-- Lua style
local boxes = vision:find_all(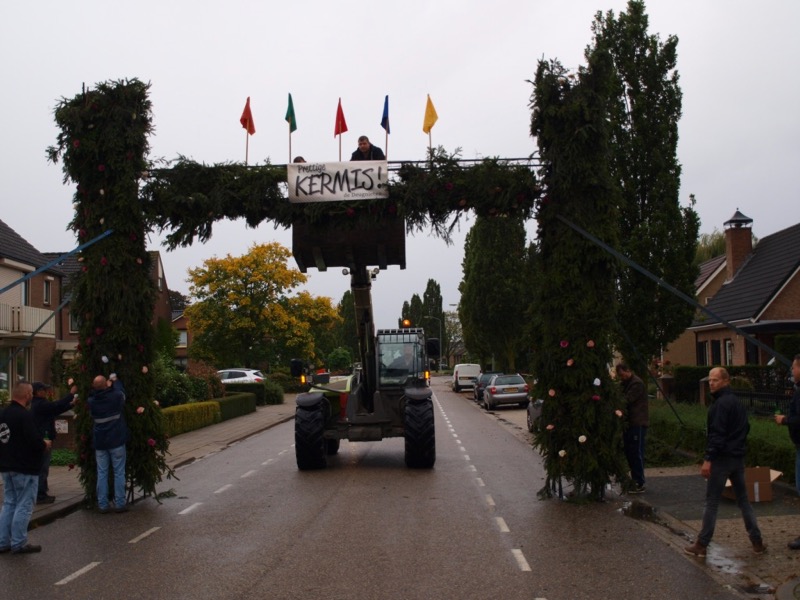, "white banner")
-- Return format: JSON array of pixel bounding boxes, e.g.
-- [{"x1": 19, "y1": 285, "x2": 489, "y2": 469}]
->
[{"x1": 287, "y1": 161, "x2": 389, "y2": 203}]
